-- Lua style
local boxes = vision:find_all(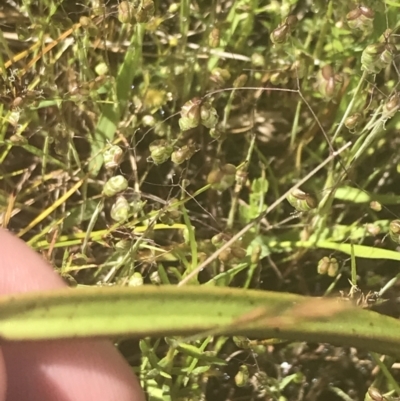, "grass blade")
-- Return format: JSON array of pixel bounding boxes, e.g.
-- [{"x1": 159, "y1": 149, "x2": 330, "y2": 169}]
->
[{"x1": 1, "y1": 286, "x2": 400, "y2": 357}]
